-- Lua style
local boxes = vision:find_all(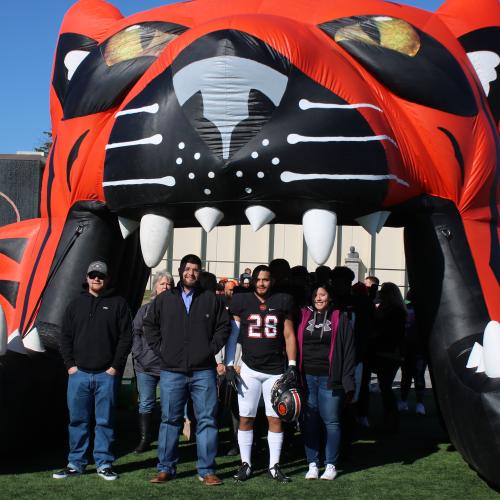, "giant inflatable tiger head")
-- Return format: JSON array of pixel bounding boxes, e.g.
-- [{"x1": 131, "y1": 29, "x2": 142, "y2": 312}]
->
[{"x1": 0, "y1": 0, "x2": 498, "y2": 488}]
